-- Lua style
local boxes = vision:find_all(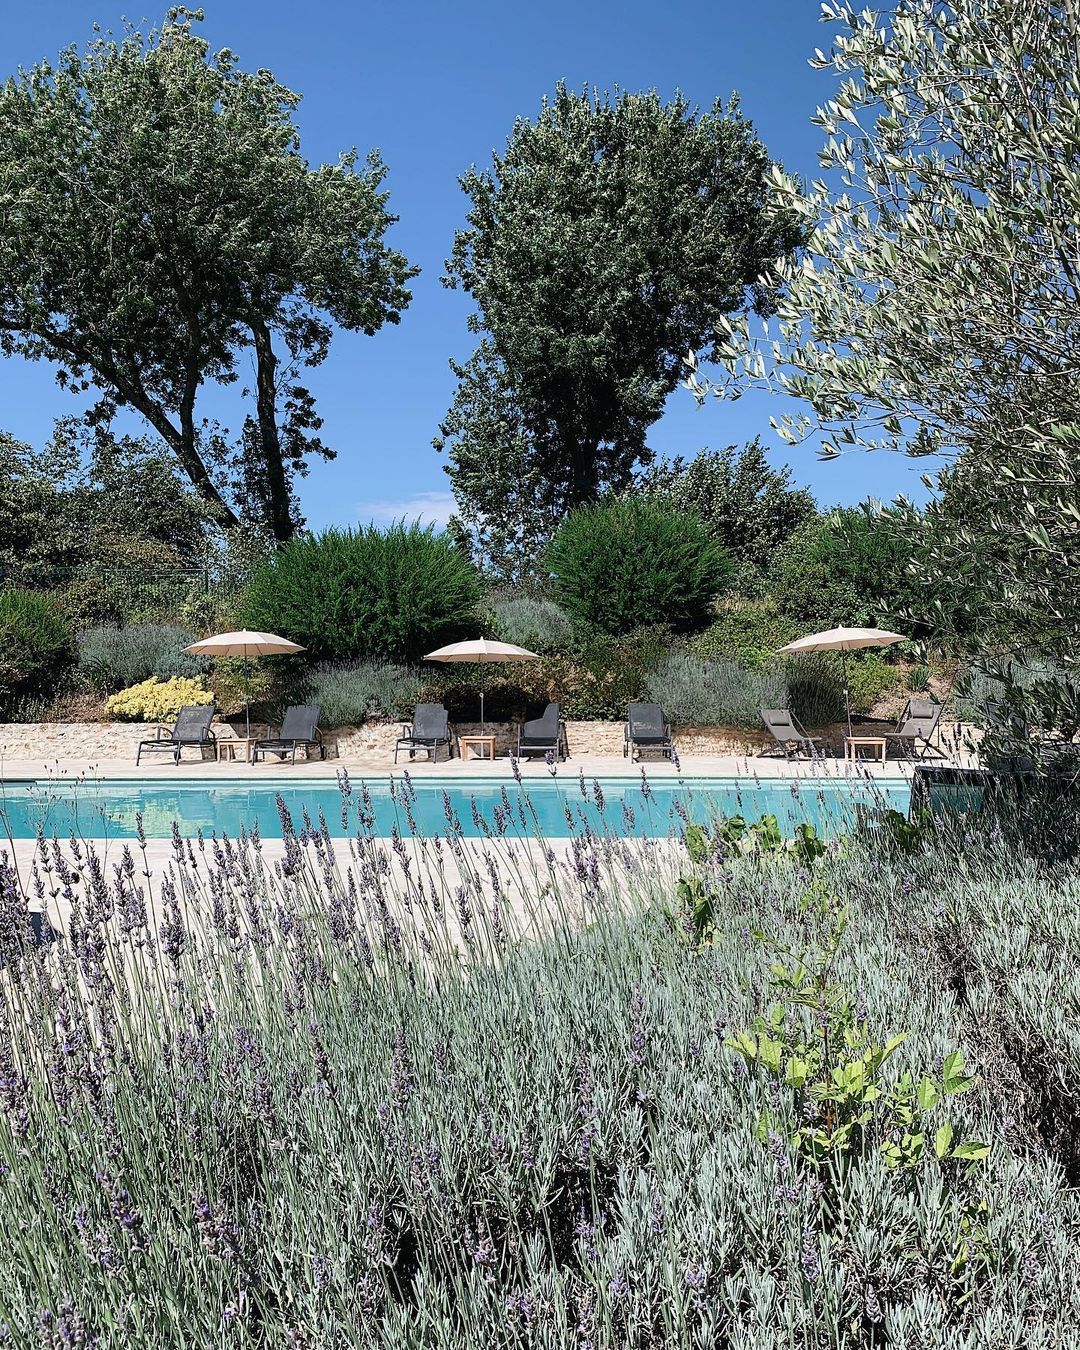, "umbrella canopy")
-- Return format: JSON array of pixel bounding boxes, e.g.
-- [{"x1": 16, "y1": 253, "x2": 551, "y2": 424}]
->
[
  {"x1": 184, "y1": 630, "x2": 306, "y2": 659},
  {"x1": 779, "y1": 627, "x2": 906, "y2": 655},
  {"x1": 424, "y1": 638, "x2": 539, "y2": 664},
  {"x1": 423, "y1": 639, "x2": 539, "y2": 733},
  {"x1": 778, "y1": 627, "x2": 906, "y2": 738},
  {"x1": 184, "y1": 630, "x2": 306, "y2": 737}
]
